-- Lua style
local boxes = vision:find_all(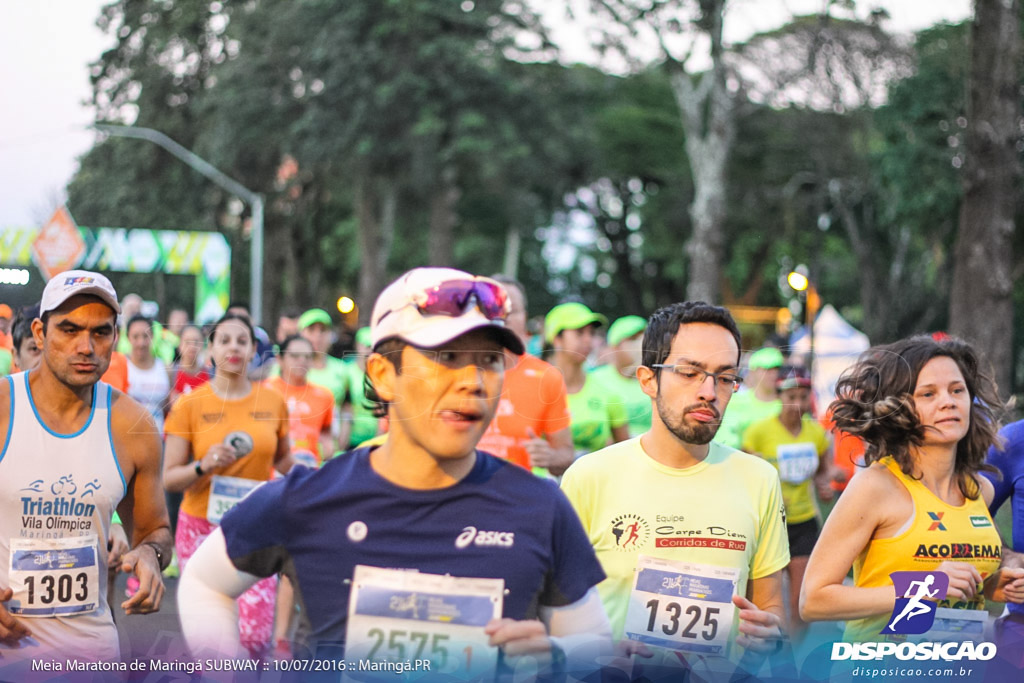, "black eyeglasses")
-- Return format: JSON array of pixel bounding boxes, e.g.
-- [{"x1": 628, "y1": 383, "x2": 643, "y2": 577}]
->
[{"x1": 650, "y1": 364, "x2": 741, "y2": 393}]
